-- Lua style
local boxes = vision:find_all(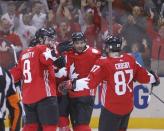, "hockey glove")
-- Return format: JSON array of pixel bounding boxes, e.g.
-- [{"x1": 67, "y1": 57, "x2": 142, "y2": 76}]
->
[
  {"x1": 58, "y1": 80, "x2": 72, "y2": 95},
  {"x1": 57, "y1": 41, "x2": 73, "y2": 54},
  {"x1": 53, "y1": 55, "x2": 65, "y2": 68},
  {"x1": 51, "y1": 49, "x2": 57, "y2": 57},
  {"x1": 72, "y1": 78, "x2": 89, "y2": 91},
  {"x1": 149, "y1": 70, "x2": 160, "y2": 86}
]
